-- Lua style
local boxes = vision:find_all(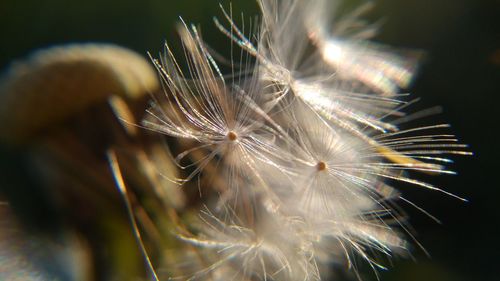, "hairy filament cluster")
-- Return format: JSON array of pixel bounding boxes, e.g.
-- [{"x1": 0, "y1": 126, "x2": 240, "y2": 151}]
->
[{"x1": 143, "y1": 0, "x2": 469, "y2": 280}]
